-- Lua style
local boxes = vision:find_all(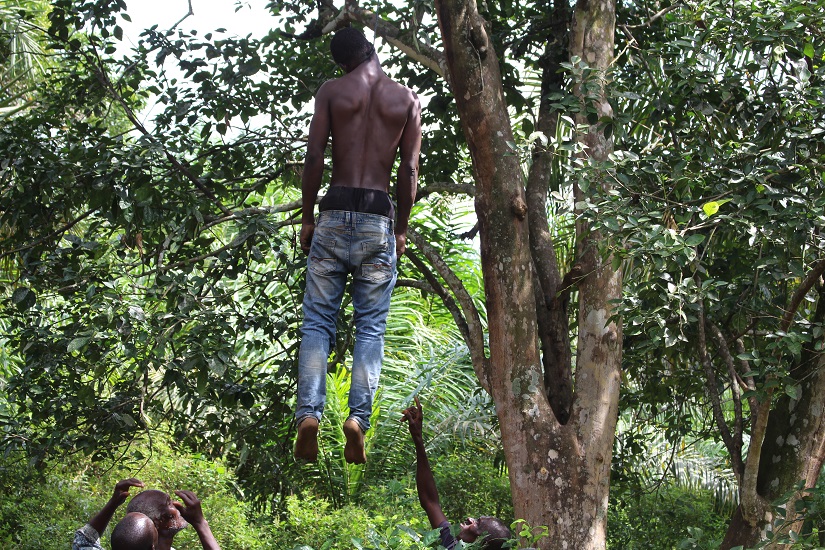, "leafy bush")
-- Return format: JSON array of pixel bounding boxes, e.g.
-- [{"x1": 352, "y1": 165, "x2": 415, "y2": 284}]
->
[
  {"x1": 0, "y1": 461, "x2": 87, "y2": 550},
  {"x1": 607, "y1": 483, "x2": 729, "y2": 549},
  {"x1": 431, "y1": 450, "x2": 513, "y2": 525},
  {"x1": 0, "y1": 439, "x2": 277, "y2": 550}
]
